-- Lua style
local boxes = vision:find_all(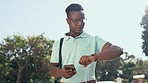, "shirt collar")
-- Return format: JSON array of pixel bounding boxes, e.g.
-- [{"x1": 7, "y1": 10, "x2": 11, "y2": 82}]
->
[{"x1": 64, "y1": 32, "x2": 89, "y2": 41}]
